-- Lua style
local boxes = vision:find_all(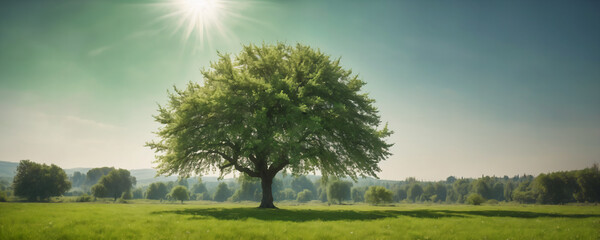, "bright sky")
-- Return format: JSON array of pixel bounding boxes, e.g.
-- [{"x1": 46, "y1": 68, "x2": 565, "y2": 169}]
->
[{"x1": 1, "y1": 0, "x2": 599, "y2": 181}]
